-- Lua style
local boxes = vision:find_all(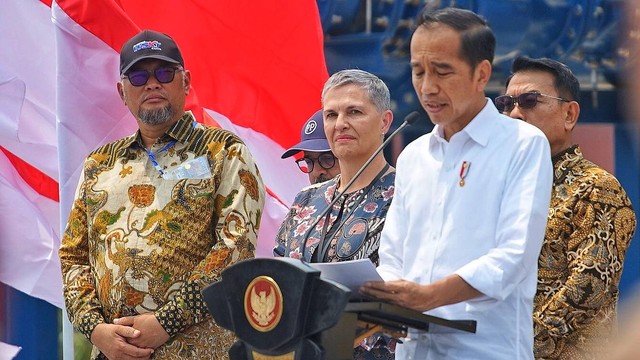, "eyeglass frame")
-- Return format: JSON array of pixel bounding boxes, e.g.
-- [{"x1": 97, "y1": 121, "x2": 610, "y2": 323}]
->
[
  {"x1": 122, "y1": 66, "x2": 184, "y2": 87},
  {"x1": 494, "y1": 91, "x2": 570, "y2": 113},
  {"x1": 295, "y1": 153, "x2": 336, "y2": 173}
]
